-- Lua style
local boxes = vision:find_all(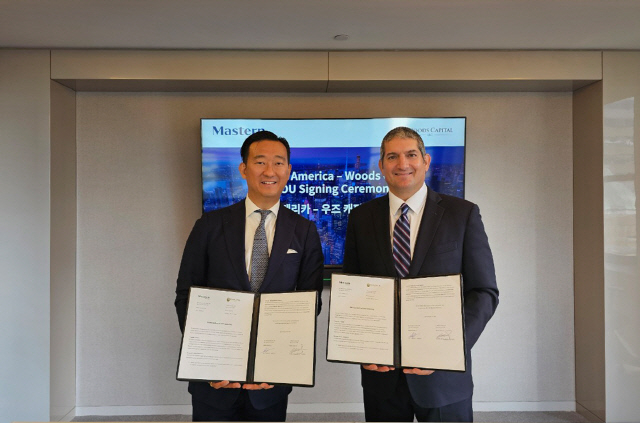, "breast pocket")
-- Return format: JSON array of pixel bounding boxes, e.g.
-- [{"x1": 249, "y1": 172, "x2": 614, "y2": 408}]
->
[
  {"x1": 427, "y1": 241, "x2": 458, "y2": 256},
  {"x1": 280, "y1": 252, "x2": 302, "y2": 288},
  {"x1": 283, "y1": 251, "x2": 301, "y2": 266},
  {"x1": 424, "y1": 241, "x2": 460, "y2": 274}
]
